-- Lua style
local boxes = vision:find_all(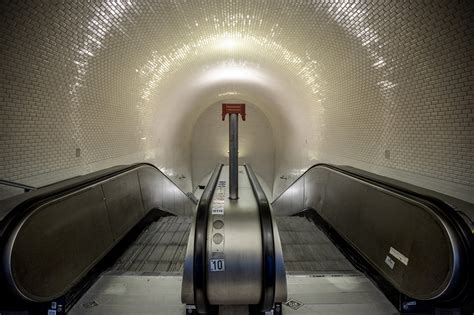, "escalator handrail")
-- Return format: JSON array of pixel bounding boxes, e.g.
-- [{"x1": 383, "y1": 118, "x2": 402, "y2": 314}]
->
[
  {"x1": 0, "y1": 162, "x2": 197, "y2": 303},
  {"x1": 0, "y1": 163, "x2": 197, "y2": 246},
  {"x1": 245, "y1": 164, "x2": 276, "y2": 312},
  {"x1": 0, "y1": 180, "x2": 36, "y2": 193},
  {"x1": 272, "y1": 163, "x2": 472, "y2": 214},
  {"x1": 1, "y1": 163, "x2": 197, "y2": 220},
  {"x1": 193, "y1": 163, "x2": 223, "y2": 313},
  {"x1": 4, "y1": 162, "x2": 195, "y2": 209},
  {"x1": 271, "y1": 163, "x2": 474, "y2": 304}
]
